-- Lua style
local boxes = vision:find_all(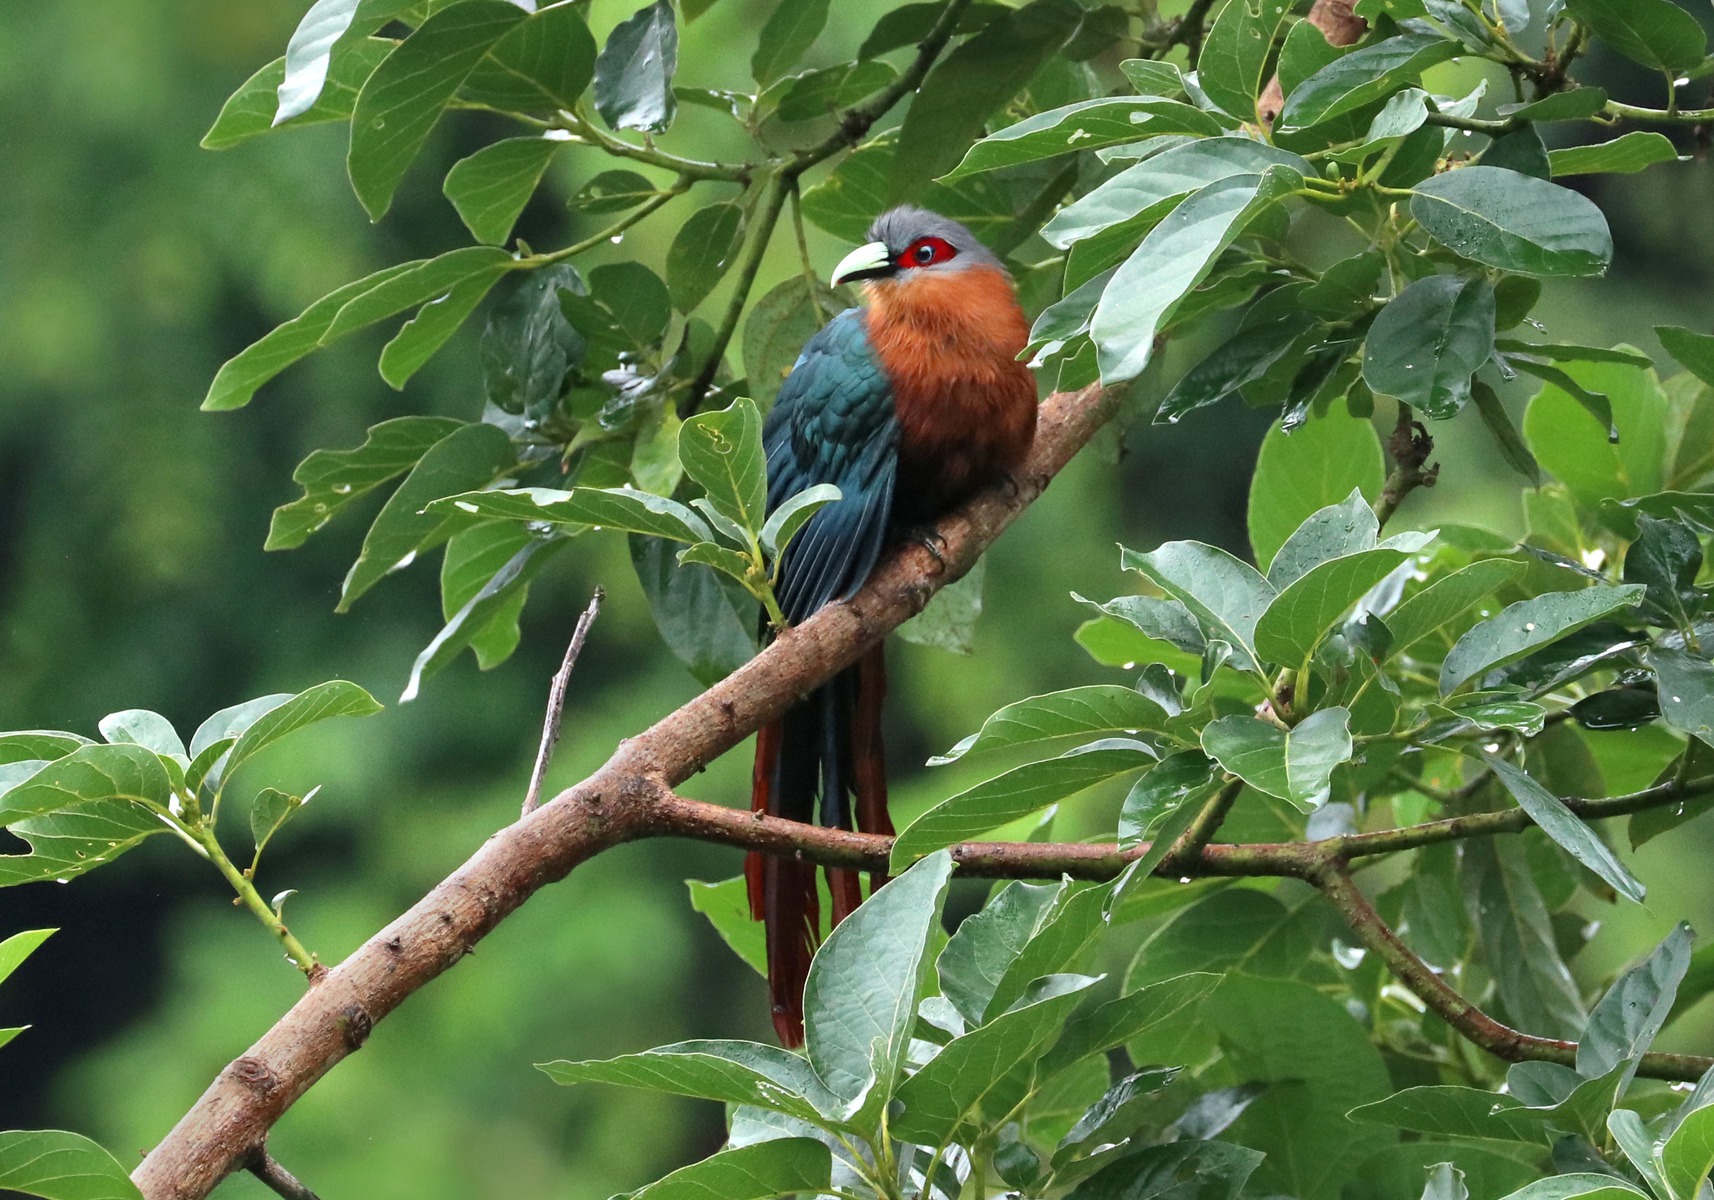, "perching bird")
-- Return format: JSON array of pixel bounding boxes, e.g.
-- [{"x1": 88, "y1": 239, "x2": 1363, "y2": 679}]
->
[{"x1": 746, "y1": 206, "x2": 1038, "y2": 1047}]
